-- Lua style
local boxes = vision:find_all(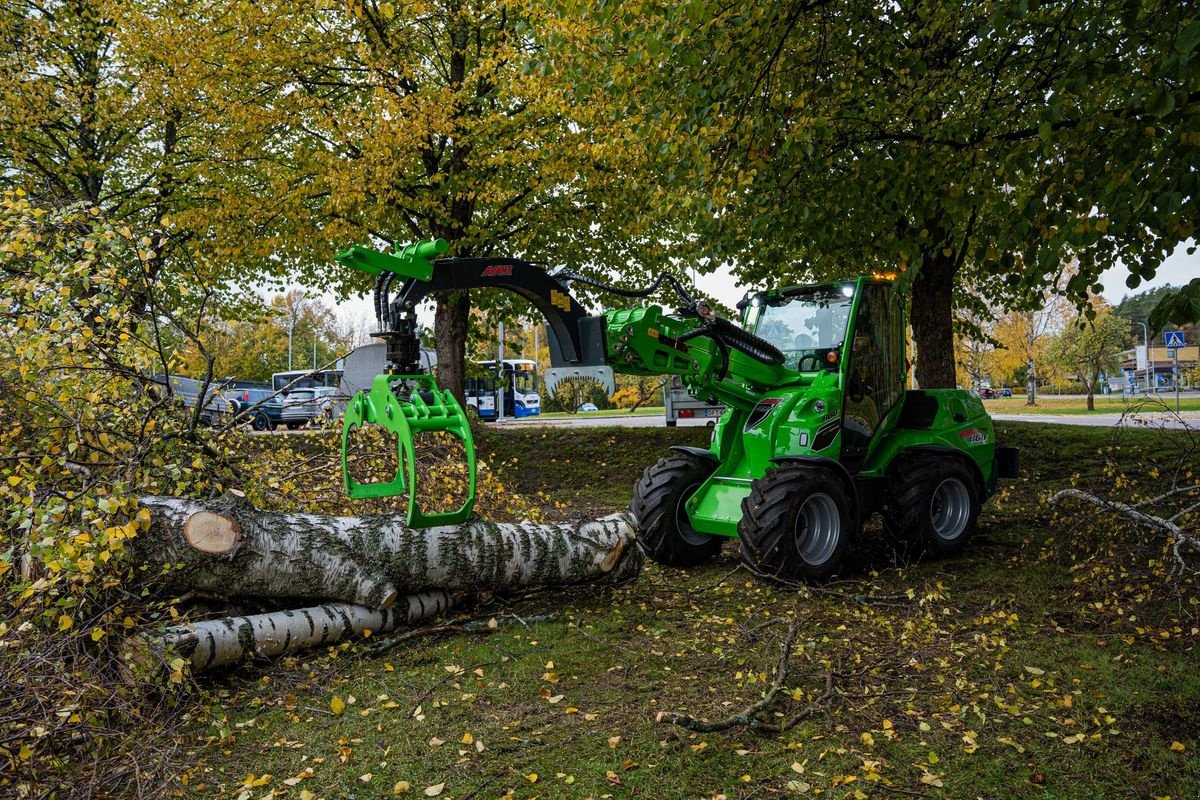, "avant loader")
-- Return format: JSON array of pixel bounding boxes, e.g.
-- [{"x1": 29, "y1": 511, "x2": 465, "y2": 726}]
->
[{"x1": 335, "y1": 239, "x2": 1018, "y2": 581}]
